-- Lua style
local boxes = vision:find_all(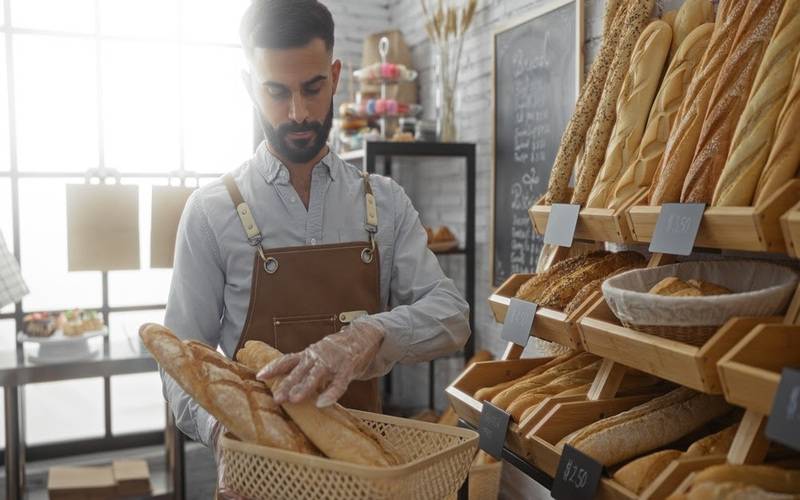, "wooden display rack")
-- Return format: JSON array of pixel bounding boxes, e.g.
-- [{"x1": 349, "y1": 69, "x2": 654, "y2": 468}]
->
[
  {"x1": 625, "y1": 179, "x2": 800, "y2": 252},
  {"x1": 780, "y1": 200, "x2": 800, "y2": 257},
  {"x1": 529, "y1": 188, "x2": 646, "y2": 244}
]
